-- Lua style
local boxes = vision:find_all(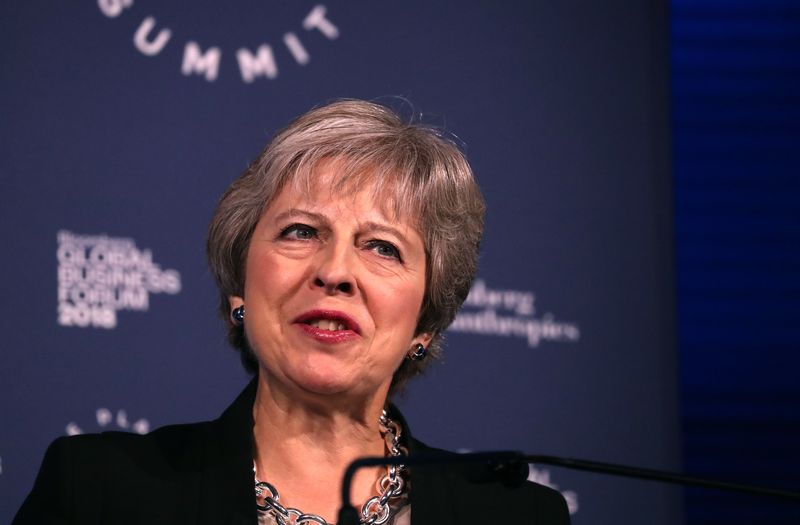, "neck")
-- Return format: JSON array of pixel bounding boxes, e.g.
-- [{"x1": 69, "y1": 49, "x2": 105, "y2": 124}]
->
[{"x1": 252, "y1": 372, "x2": 390, "y2": 523}]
